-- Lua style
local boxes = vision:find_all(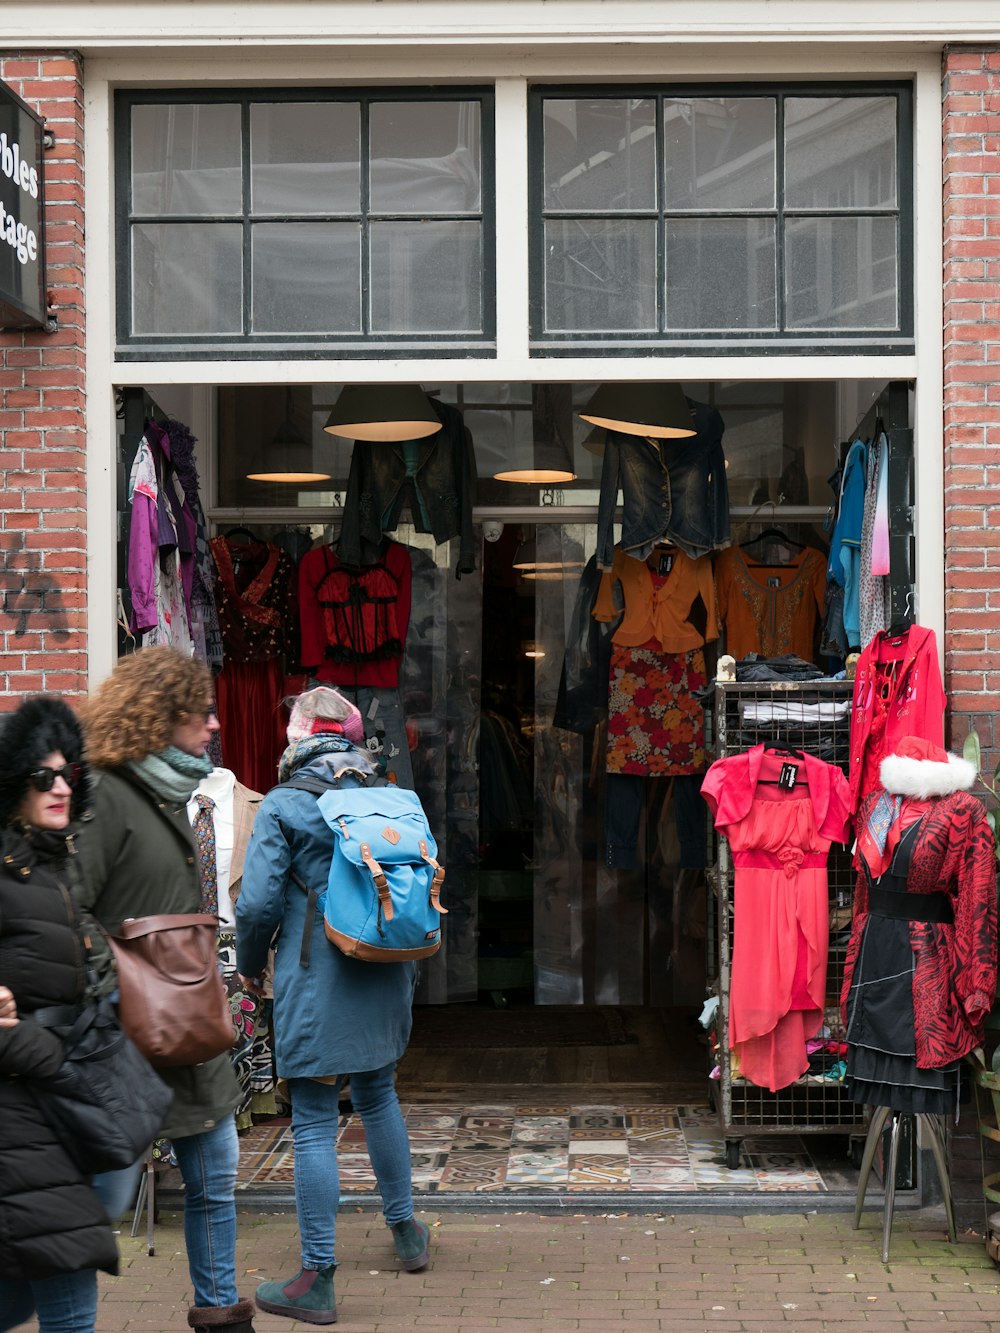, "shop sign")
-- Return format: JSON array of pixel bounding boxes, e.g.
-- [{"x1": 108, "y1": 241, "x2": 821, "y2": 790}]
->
[{"x1": 0, "y1": 80, "x2": 45, "y2": 329}]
